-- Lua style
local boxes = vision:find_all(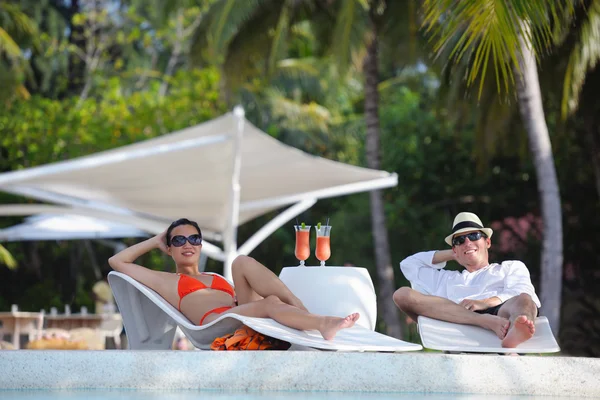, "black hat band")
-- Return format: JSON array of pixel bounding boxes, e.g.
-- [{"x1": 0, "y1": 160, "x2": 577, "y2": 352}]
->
[{"x1": 452, "y1": 221, "x2": 483, "y2": 233}]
